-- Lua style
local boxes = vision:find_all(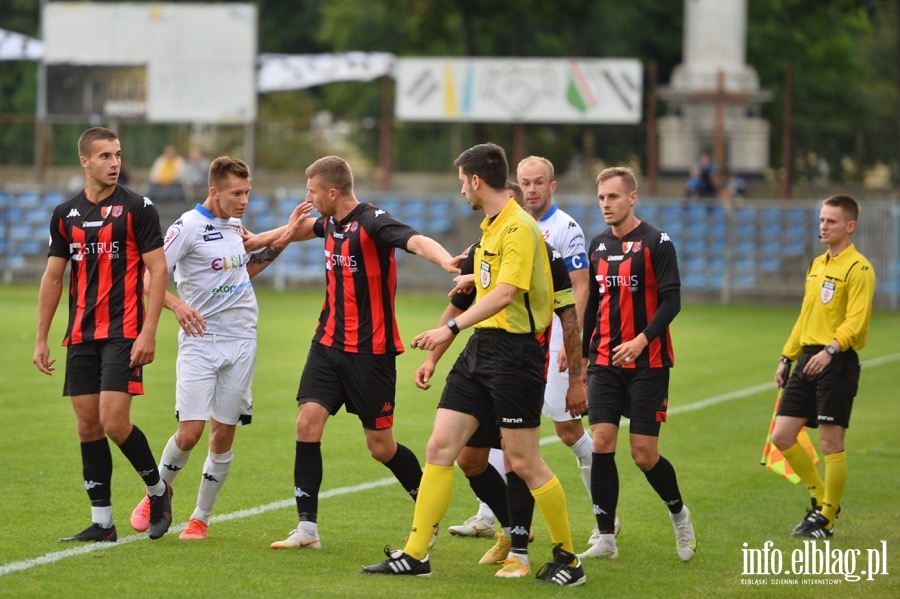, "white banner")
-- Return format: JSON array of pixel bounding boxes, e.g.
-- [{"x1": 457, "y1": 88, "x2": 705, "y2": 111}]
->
[
  {"x1": 0, "y1": 28, "x2": 44, "y2": 61},
  {"x1": 257, "y1": 52, "x2": 395, "y2": 92},
  {"x1": 395, "y1": 57, "x2": 643, "y2": 124}
]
